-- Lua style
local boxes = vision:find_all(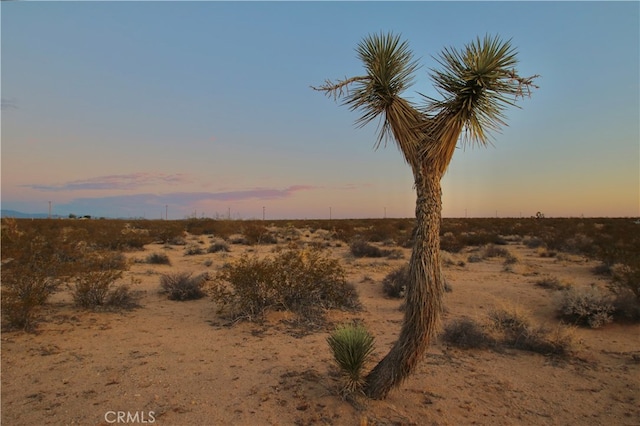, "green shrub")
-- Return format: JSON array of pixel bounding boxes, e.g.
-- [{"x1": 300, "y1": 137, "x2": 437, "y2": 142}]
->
[
  {"x1": 145, "y1": 252, "x2": 171, "y2": 265},
  {"x1": 327, "y1": 322, "x2": 375, "y2": 396},
  {"x1": 557, "y1": 285, "x2": 614, "y2": 328},
  {"x1": 211, "y1": 246, "x2": 359, "y2": 322},
  {"x1": 159, "y1": 272, "x2": 207, "y2": 301}
]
